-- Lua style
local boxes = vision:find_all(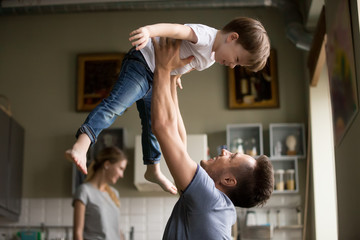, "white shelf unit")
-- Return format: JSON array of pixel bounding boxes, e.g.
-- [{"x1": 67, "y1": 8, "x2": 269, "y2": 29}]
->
[
  {"x1": 226, "y1": 123, "x2": 263, "y2": 157},
  {"x1": 269, "y1": 123, "x2": 306, "y2": 159},
  {"x1": 271, "y1": 157, "x2": 299, "y2": 194}
]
